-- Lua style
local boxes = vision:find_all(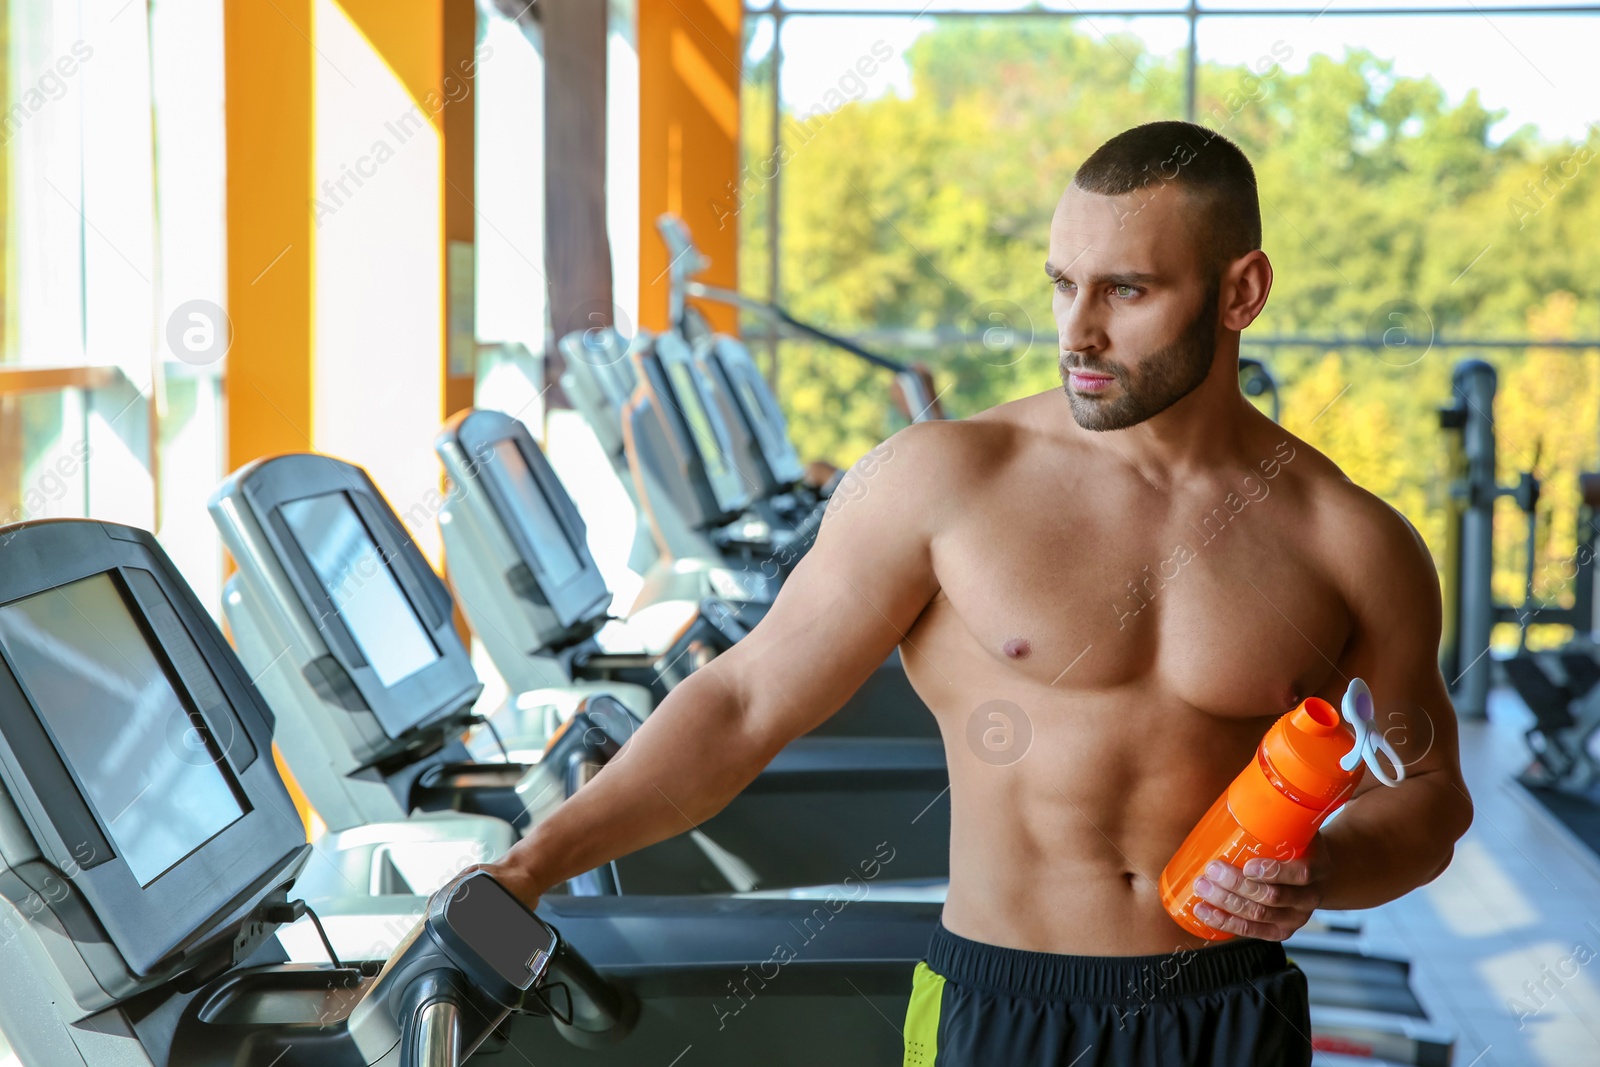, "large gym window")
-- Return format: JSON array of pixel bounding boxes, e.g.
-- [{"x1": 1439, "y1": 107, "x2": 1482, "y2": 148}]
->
[{"x1": 2, "y1": 0, "x2": 226, "y2": 615}]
